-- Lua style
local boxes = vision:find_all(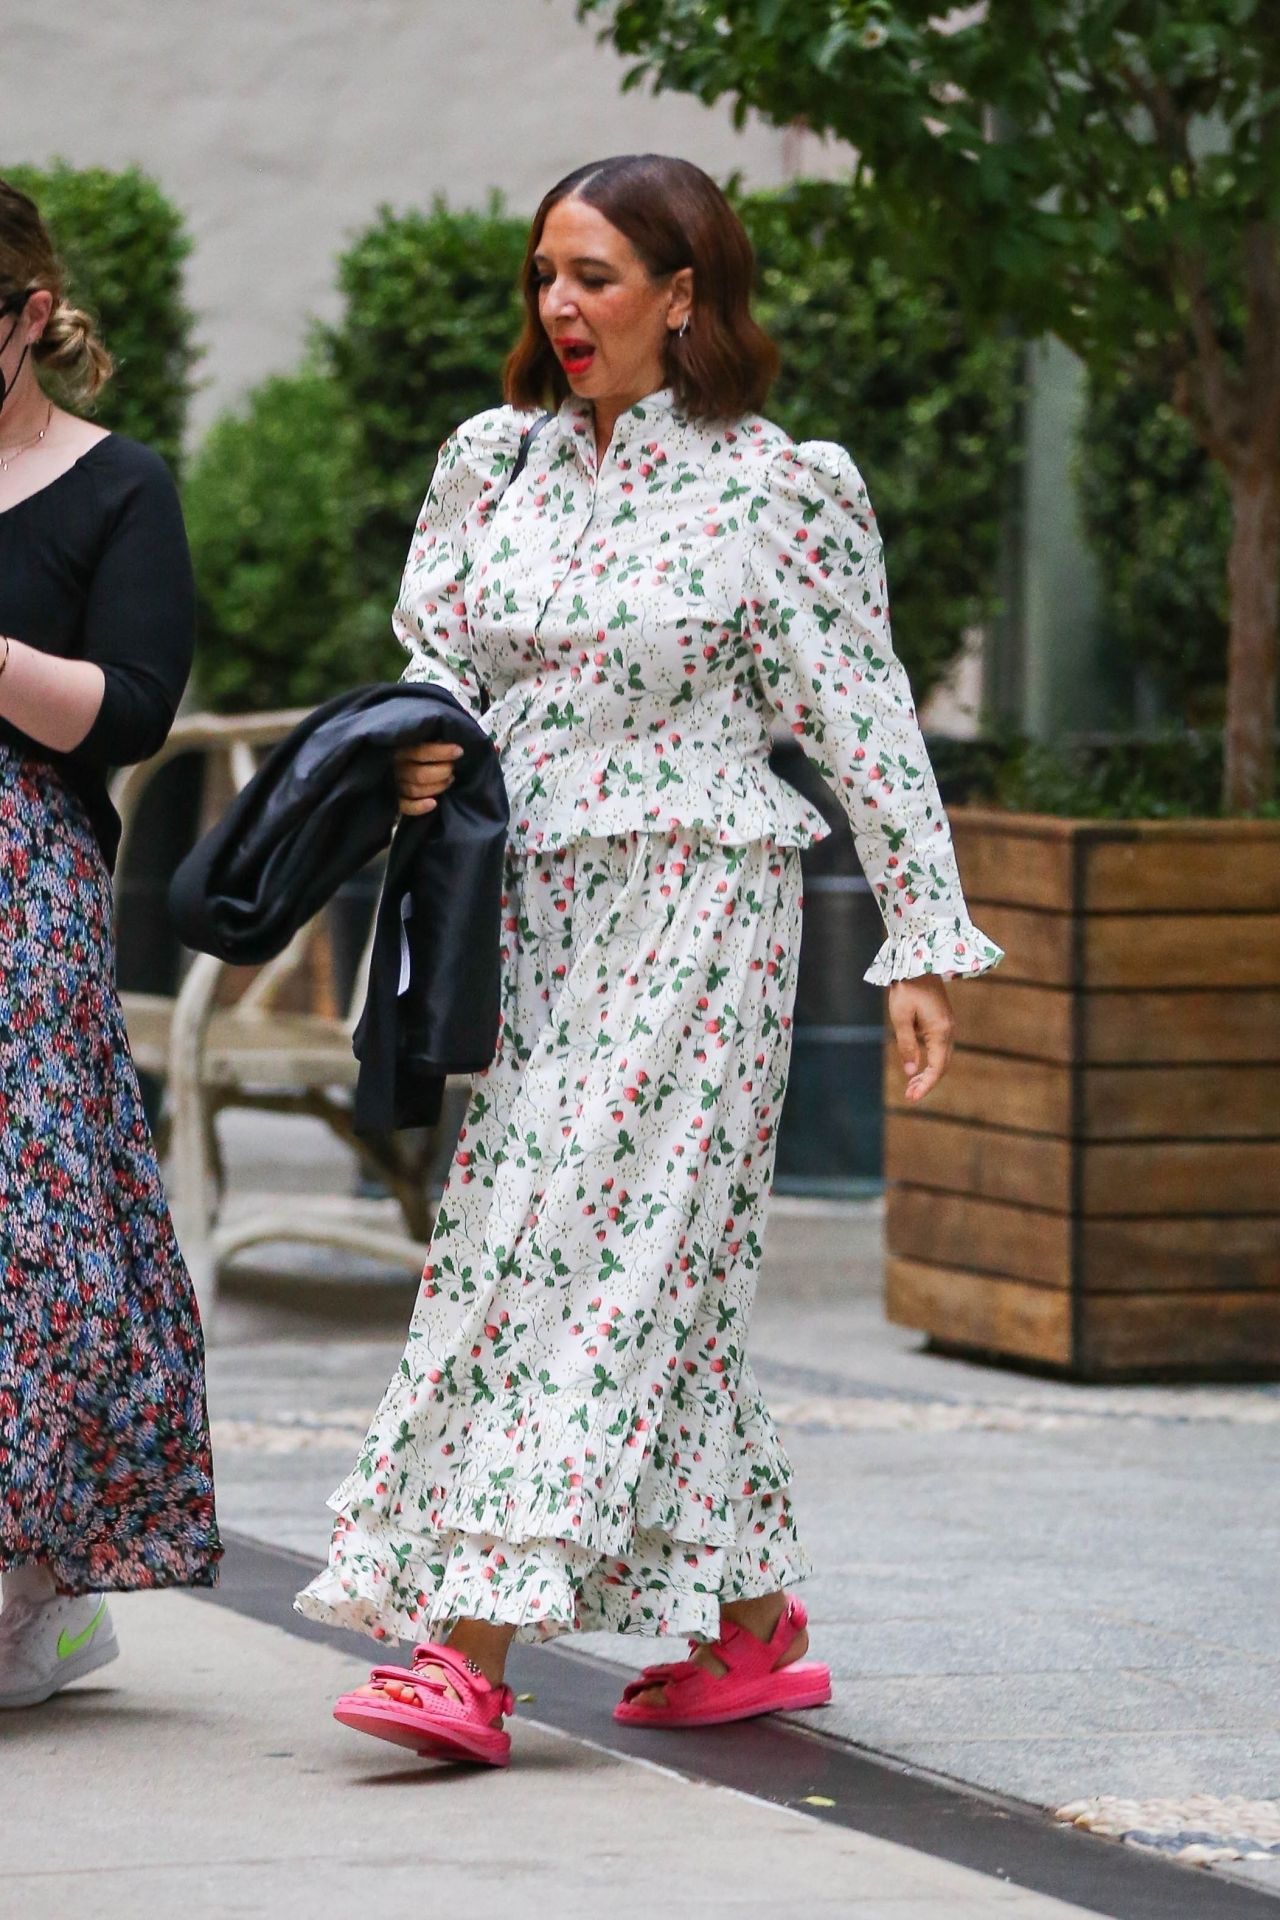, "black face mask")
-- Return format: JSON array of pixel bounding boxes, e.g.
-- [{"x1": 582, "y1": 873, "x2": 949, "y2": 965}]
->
[{"x1": 0, "y1": 297, "x2": 31, "y2": 422}]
